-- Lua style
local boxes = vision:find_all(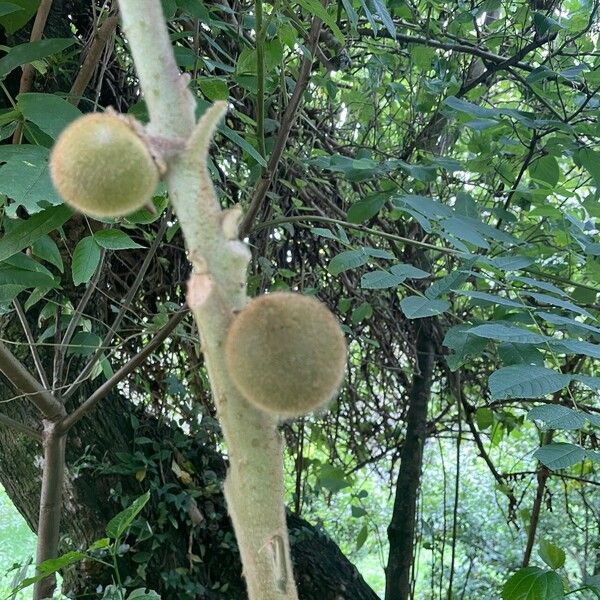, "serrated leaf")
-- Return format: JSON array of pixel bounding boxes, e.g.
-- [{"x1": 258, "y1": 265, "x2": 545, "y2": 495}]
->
[
  {"x1": 527, "y1": 405, "x2": 587, "y2": 430},
  {"x1": 94, "y1": 230, "x2": 144, "y2": 250},
  {"x1": 31, "y1": 235, "x2": 64, "y2": 272},
  {"x1": 502, "y1": 567, "x2": 564, "y2": 599},
  {"x1": 489, "y1": 366, "x2": 570, "y2": 400},
  {"x1": 400, "y1": 295, "x2": 449, "y2": 319},
  {"x1": 106, "y1": 491, "x2": 151, "y2": 539},
  {"x1": 72, "y1": 237, "x2": 102, "y2": 286},
  {"x1": 533, "y1": 442, "x2": 586, "y2": 470}
]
